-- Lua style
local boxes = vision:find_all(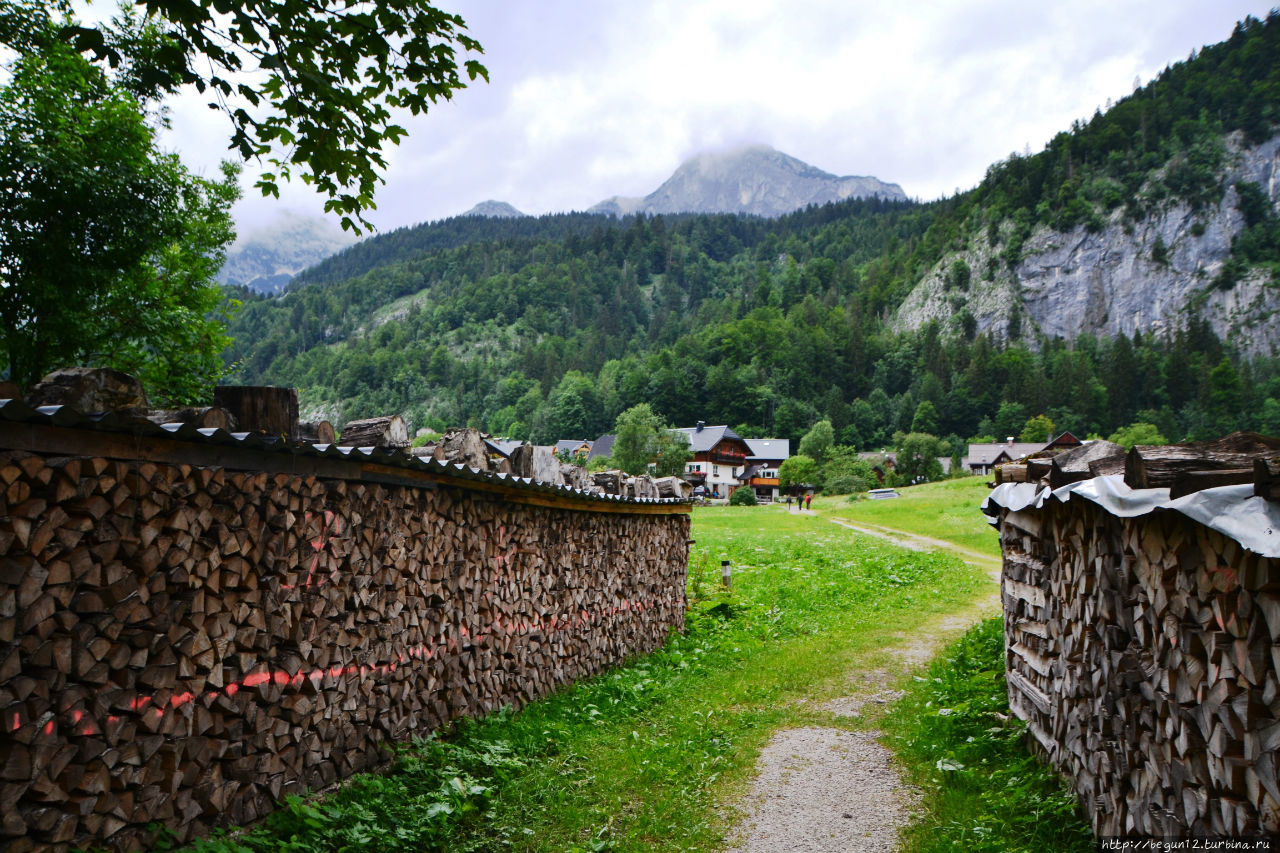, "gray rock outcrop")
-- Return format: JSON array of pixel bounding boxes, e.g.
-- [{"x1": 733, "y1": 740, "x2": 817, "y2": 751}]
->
[{"x1": 894, "y1": 134, "x2": 1280, "y2": 356}]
